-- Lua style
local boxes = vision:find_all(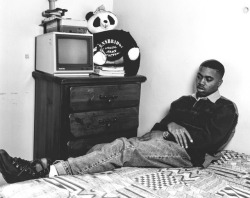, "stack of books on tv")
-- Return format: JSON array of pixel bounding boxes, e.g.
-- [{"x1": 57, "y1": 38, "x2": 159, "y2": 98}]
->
[
  {"x1": 93, "y1": 66, "x2": 125, "y2": 77},
  {"x1": 41, "y1": 8, "x2": 68, "y2": 23}
]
